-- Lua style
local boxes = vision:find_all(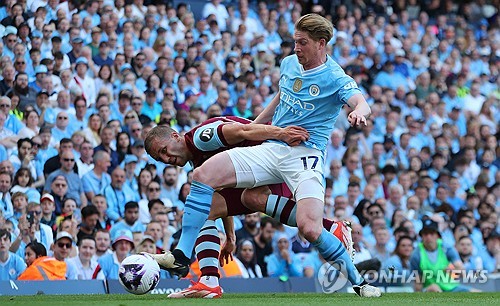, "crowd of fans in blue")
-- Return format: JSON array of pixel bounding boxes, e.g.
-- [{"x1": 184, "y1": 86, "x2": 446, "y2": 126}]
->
[{"x1": 0, "y1": 0, "x2": 498, "y2": 285}]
